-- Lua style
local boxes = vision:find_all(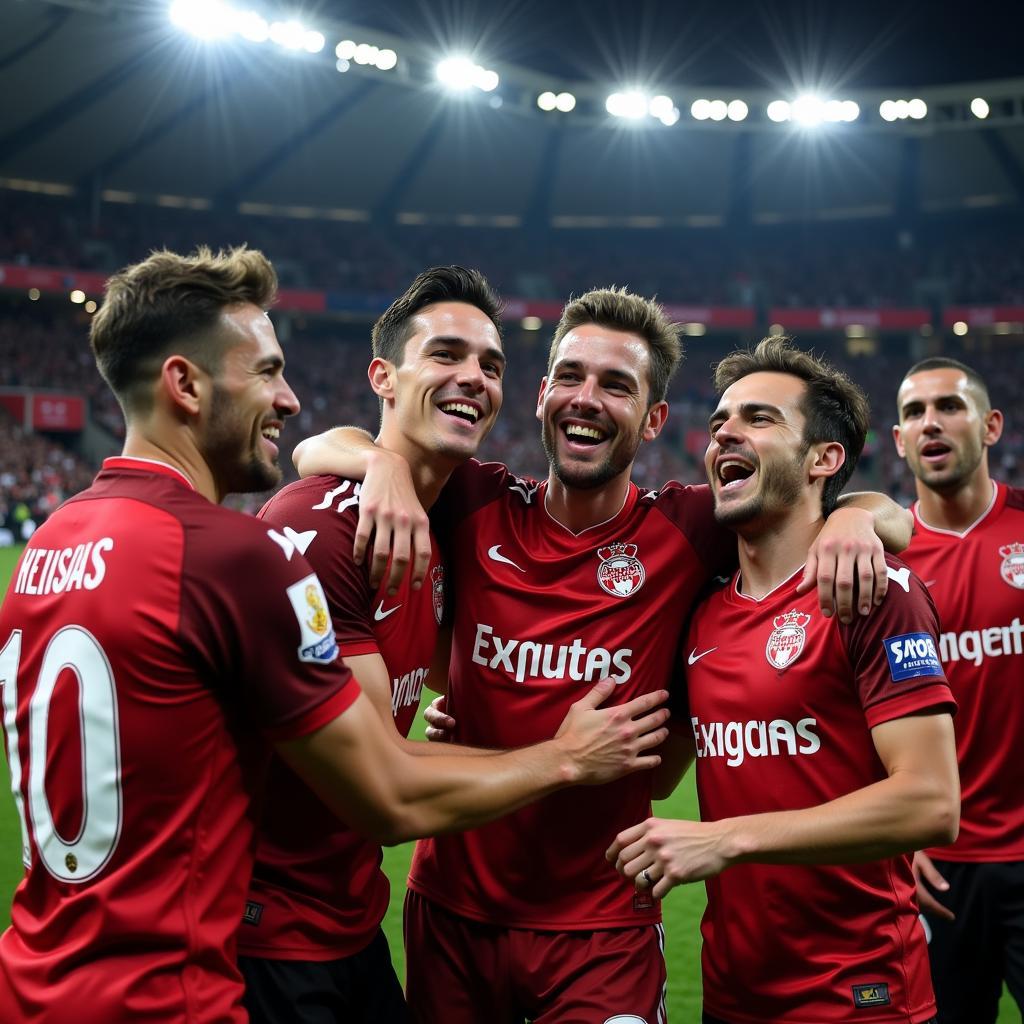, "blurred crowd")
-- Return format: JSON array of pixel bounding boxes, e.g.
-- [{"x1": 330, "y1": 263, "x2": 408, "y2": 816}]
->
[
  {"x1": 3, "y1": 193, "x2": 1024, "y2": 308},
  {"x1": 1, "y1": 293, "x2": 1021, "y2": 531}
]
